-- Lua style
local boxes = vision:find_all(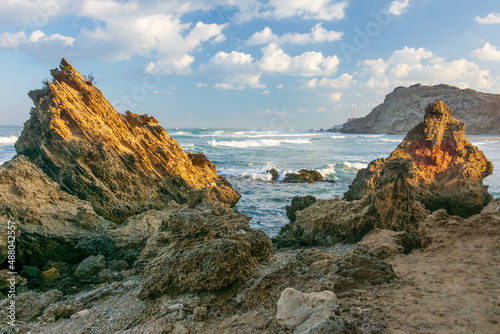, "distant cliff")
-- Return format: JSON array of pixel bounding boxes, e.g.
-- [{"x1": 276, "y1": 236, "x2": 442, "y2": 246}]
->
[{"x1": 340, "y1": 84, "x2": 500, "y2": 134}]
